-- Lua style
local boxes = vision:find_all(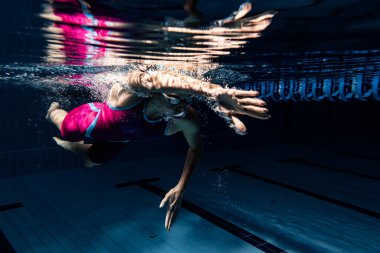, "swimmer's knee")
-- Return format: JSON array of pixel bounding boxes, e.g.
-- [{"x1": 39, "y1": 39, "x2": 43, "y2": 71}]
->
[
  {"x1": 50, "y1": 110, "x2": 68, "y2": 130},
  {"x1": 51, "y1": 109, "x2": 67, "y2": 119}
]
